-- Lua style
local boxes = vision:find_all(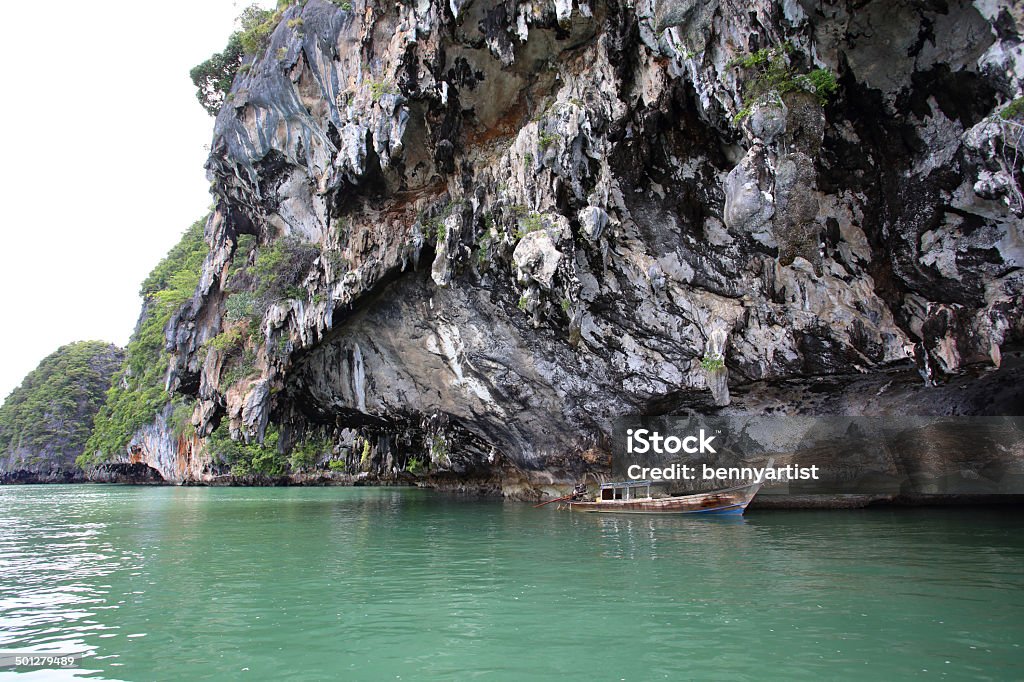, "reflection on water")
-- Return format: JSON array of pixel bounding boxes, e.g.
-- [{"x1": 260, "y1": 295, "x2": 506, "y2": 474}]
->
[
  {"x1": 0, "y1": 486, "x2": 1022, "y2": 681},
  {"x1": 584, "y1": 513, "x2": 749, "y2": 560}
]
